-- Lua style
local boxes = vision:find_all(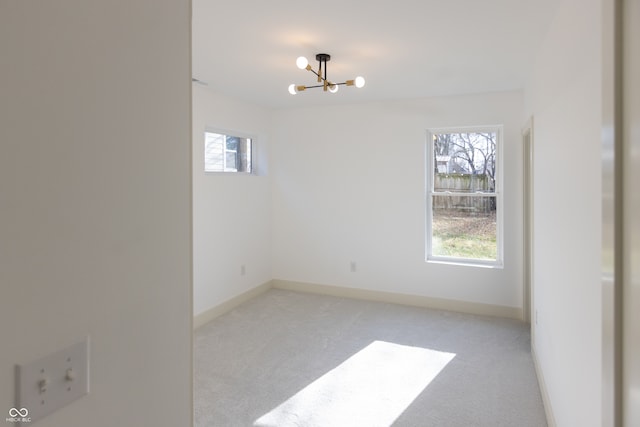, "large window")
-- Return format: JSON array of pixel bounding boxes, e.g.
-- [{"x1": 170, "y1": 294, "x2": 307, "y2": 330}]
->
[
  {"x1": 426, "y1": 128, "x2": 502, "y2": 266},
  {"x1": 204, "y1": 131, "x2": 252, "y2": 173}
]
